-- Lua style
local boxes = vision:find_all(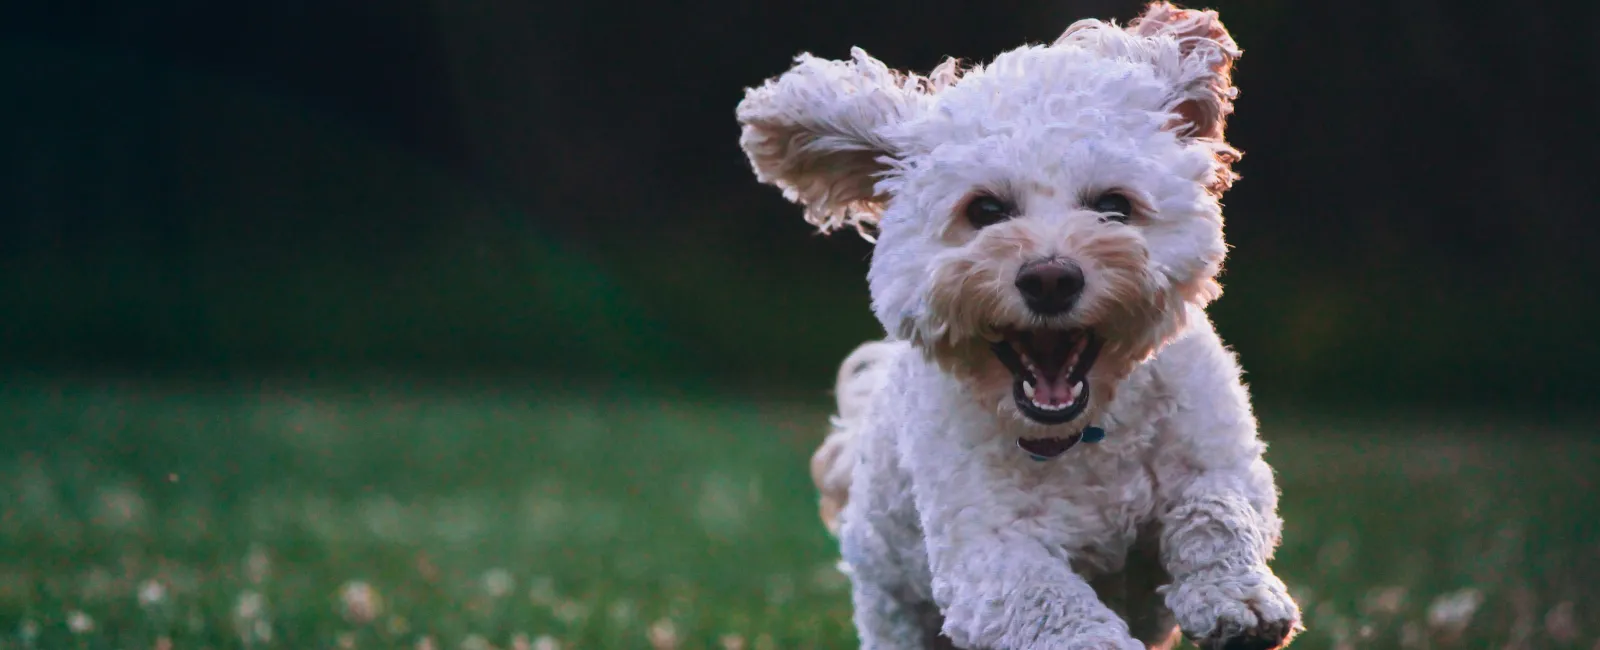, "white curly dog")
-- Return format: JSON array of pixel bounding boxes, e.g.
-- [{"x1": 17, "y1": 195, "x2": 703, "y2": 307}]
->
[{"x1": 736, "y1": 2, "x2": 1304, "y2": 649}]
